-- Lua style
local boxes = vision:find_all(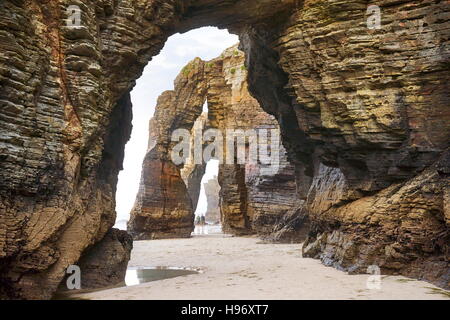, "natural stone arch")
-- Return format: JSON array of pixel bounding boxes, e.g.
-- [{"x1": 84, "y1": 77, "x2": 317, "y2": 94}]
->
[
  {"x1": 0, "y1": 0, "x2": 449, "y2": 299},
  {"x1": 127, "y1": 45, "x2": 299, "y2": 239}
]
